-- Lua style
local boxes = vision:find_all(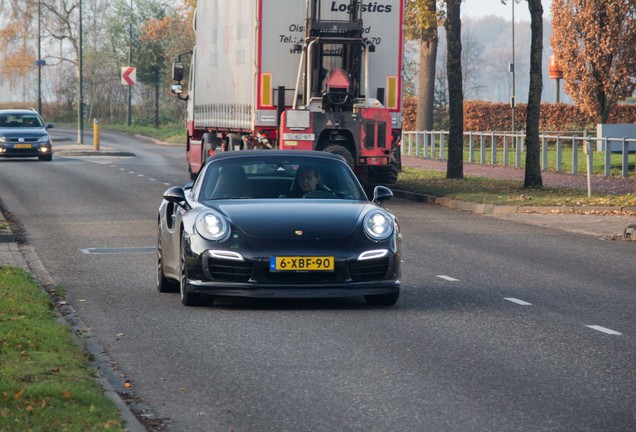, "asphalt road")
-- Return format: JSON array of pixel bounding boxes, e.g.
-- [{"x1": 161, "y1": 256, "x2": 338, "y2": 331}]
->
[{"x1": 0, "y1": 128, "x2": 634, "y2": 431}]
